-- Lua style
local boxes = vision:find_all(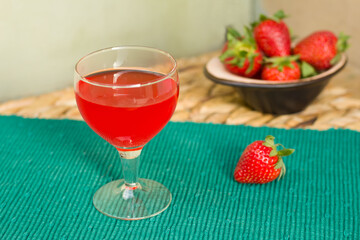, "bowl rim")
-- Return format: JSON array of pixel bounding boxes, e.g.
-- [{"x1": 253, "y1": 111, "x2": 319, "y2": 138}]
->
[{"x1": 204, "y1": 53, "x2": 347, "y2": 89}]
